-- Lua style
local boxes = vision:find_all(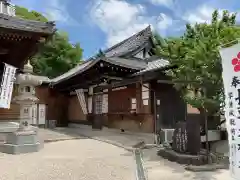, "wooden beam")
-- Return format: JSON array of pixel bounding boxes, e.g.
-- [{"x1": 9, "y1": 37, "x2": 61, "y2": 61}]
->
[
  {"x1": 95, "y1": 70, "x2": 164, "y2": 91},
  {"x1": 55, "y1": 76, "x2": 106, "y2": 92},
  {"x1": 94, "y1": 77, "x2": 140, "y2": 92},
  {"x1": 102, "y1": 75, "x2": 123, "y2": 81},
  {"x1": 157, "y1": 79, "x2": 201, "y2": 85},
  {"x1": 56, "y1": 82, "x2": 93, "y2": 92},
  {"x1": 69, "y1": 89, "x2": 88, "y2": 95}
]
